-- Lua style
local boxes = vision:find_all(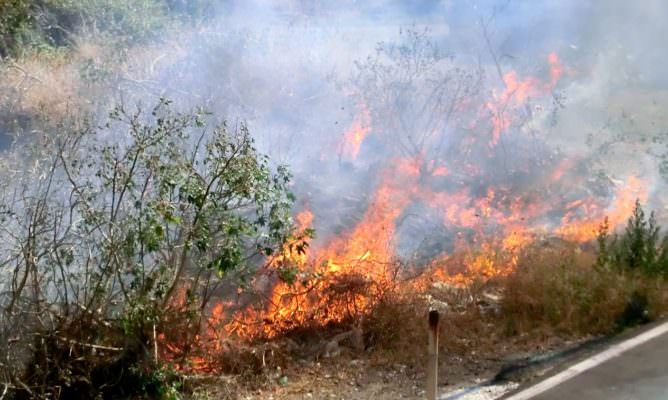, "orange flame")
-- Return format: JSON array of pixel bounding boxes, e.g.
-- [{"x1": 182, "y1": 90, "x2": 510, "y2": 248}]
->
[
  {"x1": 339, "y1": 105, "x2": 372, "y2": 159},
  {"x1": 486, "y1": 53, "x2": 565, "y2": 145},
  {"x1": 160, "y1": 49, "x2": 656, "y2": 374},
  {"x1": 556, "y1": 176, "x2": 648, "y2": 241}
]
